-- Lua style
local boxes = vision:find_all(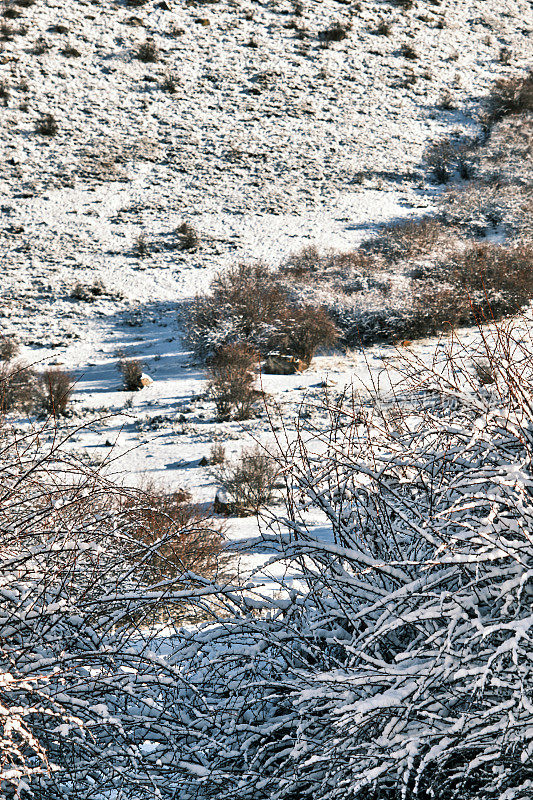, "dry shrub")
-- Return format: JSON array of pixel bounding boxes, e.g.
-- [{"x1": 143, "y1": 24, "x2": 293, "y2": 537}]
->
[
  {"x1": 0, "y1": 334, "x2": 19, "y2": 361},
  {"x1": 211, "y1": 262, "x2": 287, "y2": 336},
  {"x1": 281, "y1": 245, "x2": 377, "y2": 282},
  {"x1": 35, "y1": 112, "x2": 58, "y2": 136},
  {"x1": 269, "y1": 305, "x2": 339, "y2": 367},
  {"x1": 207, "y1": 342, "x2": 259, "y2": 420},
  {"x1": 424, "y1": 137, "x2": 457, "y2": 183},
  {"x1": 0, "y1": 361, "x2": 39, "y2": 413},
  {"x1": 187, "y1": 262, "x2": 338, "y2": 366},
  {"x1": 122, "y1": 481, "x2": 229, "y2": 582},
  {"x1": 209, "y1": 442, "x2": 226, "y2": 465},
  {"x1": 407, "y1": 284, "x2": 471, "y2": 338},
  {"x1": 447, "y1": 241, "x2": 533, "y2": 313},
  {"x1": 363, "y1": 217, "x2": 451, "y2": 262},
  {"x1": 319, "y1": 22, "x2": 352, "y2": 43},
  {"x1": 215, "y1": 445, "x2": 277, "y2": 515},
  {"x1": 136, "y1": 39, "x2": 160, "y2": 62},
  {"x1": 177, "y1": 221, "x2": 199, "y2": 250},
  {"x1": 40, "y1": 368, "x2": 73, "y2": 417},
  {"x1": 118, "y1": 356, "x2": 144, "y2": 391},
  {"x1": 487, "y1": 70, "x2": 533, "y2": 124},
  {"x1": 404, "y1": 242, "x2": 533, "y2": 340}
]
